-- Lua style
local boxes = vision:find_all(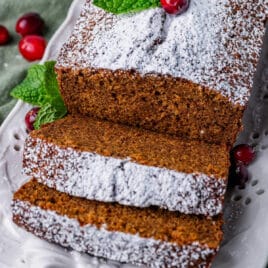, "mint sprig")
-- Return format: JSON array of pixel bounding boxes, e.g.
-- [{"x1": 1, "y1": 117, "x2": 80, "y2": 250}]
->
[
  {"x1": 11, "y1": 61, "x2": 67, "y2": 130},
  {"x1": 34, "y1": 103, "x2": 66, "y2": 129},
  {"x1": 93, "y1": 0, "x2": 160, "y2": 14}
]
